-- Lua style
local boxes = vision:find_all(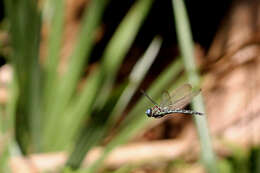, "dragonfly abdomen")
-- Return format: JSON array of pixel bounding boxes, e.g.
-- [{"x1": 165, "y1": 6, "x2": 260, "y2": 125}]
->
[
  {"x1": 151, "y1": 109, "x2": 203, "y2": 118},
  {"x1": 167, "y1": 109, "x2": 203, "y2": 115}
]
